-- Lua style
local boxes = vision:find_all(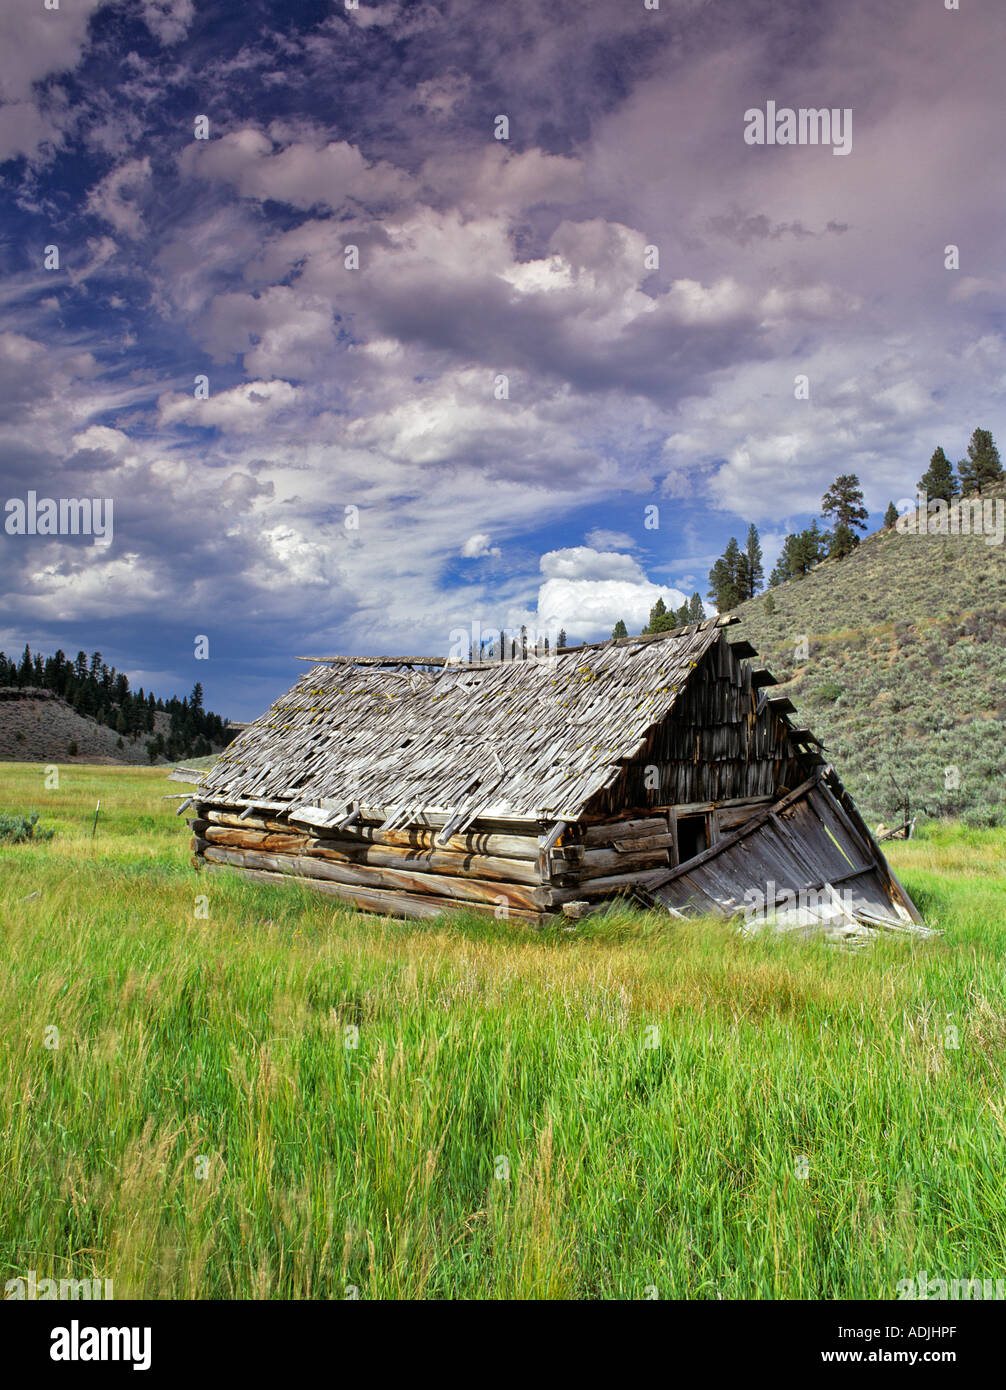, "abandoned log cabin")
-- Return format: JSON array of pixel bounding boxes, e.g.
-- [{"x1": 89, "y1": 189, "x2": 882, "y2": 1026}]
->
[{"x1": 184, "y1": 616, "x2": 923, "y2": 934}]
